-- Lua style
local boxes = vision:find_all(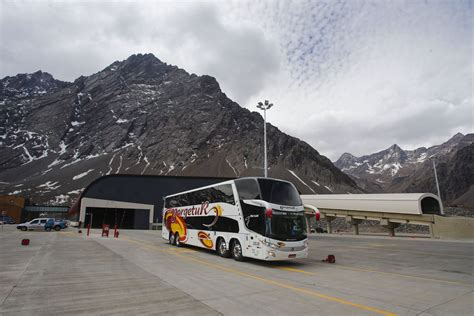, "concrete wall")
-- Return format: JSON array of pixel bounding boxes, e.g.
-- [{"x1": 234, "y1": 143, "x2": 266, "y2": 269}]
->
[{"x1": 432, "y1": 215, "x2": 474, "y2": 240}]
